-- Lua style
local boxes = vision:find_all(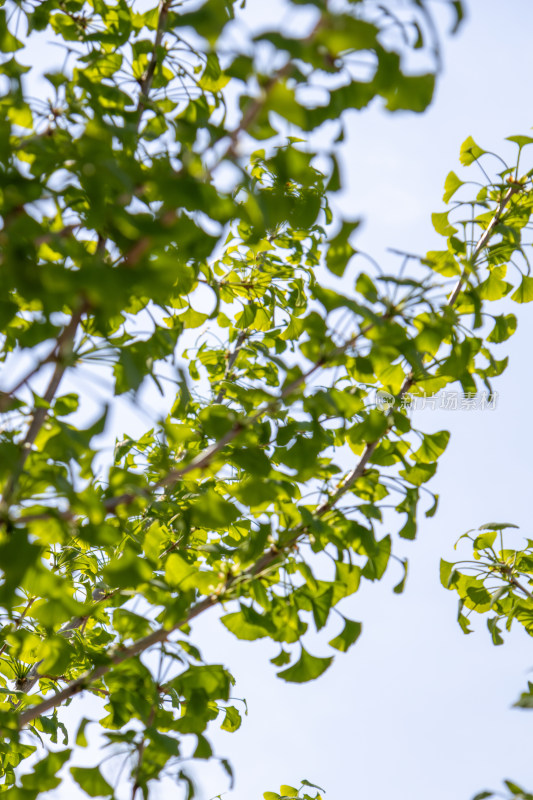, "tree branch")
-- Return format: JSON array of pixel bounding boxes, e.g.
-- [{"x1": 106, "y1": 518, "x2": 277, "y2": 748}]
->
[
  {"x1": 447, "y1": 183, "x2": 522, "y2": 307},
  {"x1": 17, "y1": 595, "x2": 215, "y2": 727},
  {"x1": 215, "y1": 330, "x2": 247, "y2": 403},
  {"x1": 1, "y1": 302, "x2": 87, "y2": 514},
  {"x1": 510, "y1": 576, "x2": 533, "y2": 602},
  {"x1": 16, "y1": 587, "x2": 115, "y2": 697},
  {"x1": 135, "y1": 0, "x2": 172, "y2": 121},
  {"x1": 104, "y1": 322, "x2": 376, "y2": 510}
]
